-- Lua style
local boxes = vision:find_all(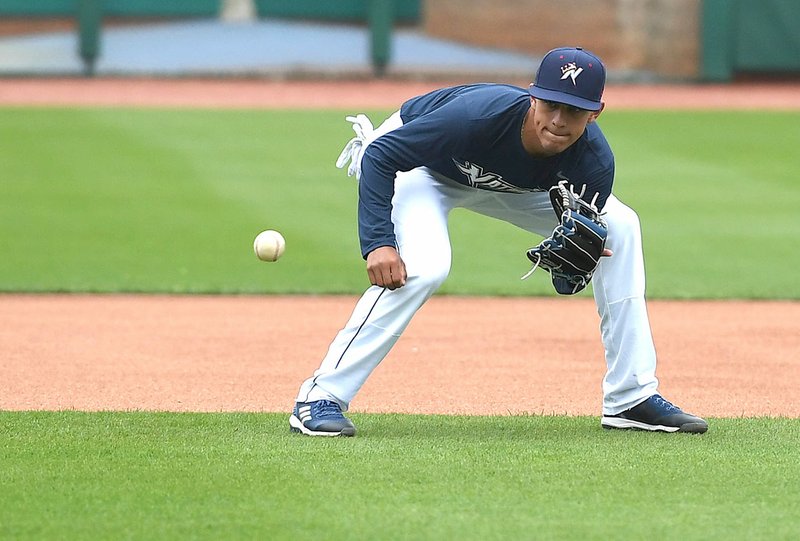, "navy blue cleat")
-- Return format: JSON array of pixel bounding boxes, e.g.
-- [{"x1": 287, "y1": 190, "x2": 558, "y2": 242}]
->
[
  {"x1": 601, "y1": 394, "x2": 708, "y2": 434},
  {"x1": 290, "y1": 400, "x2": 356, "y2": 437}
]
